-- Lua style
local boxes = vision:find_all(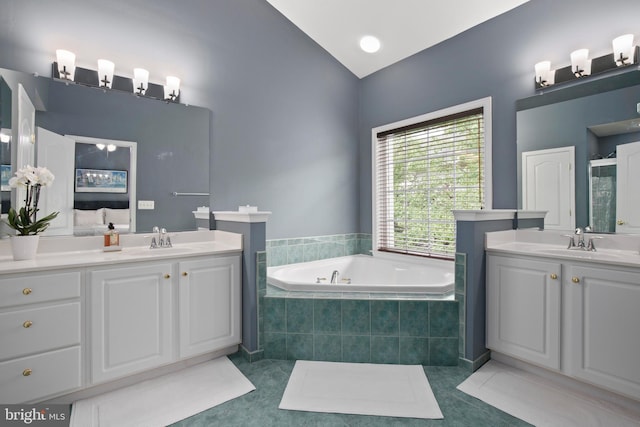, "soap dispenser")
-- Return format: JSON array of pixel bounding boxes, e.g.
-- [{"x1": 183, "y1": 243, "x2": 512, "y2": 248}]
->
[{"x1": 103, "y1": 222, "x2": 121, "y2": 251}]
